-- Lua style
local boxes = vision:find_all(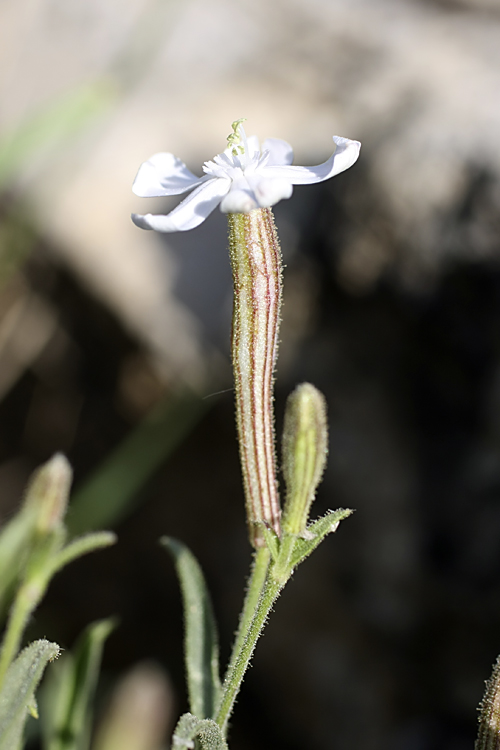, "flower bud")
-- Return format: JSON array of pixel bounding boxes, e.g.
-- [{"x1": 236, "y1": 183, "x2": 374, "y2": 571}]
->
[
  {"x1": 281, "y1": 383, "x2": 328, "y2": 535},
  {"x1": 24, "y1": 453, "x2": 72, "y2": 535}
]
